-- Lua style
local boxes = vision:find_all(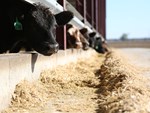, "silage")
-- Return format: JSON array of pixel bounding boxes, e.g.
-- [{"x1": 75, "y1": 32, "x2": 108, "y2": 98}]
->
[
  {"x1": 98, "y1": 49, "x2": 150, "y2": 113},
  {"x1": 2, "y1": 49, "x2": 150, "y2": 113},
  {"x1": 2, "y1": 51, "x2": 105, "y2": 113},
  {"x1": 1, "y1": 80, "x2": 56, "y2": 113}
]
